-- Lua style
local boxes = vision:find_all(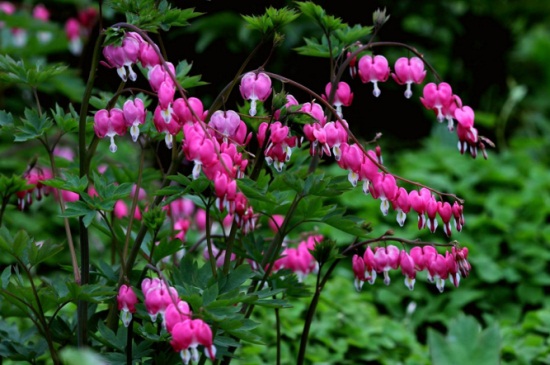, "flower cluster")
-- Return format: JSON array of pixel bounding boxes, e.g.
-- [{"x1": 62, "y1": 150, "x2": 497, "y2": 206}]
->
[
  {"x1": 16, "y1": 165, "x2": 52, "y2": 211},
  {"x1": 352, "y1": 245, "x2": 471, "y2": 293},
  {"x1": 87, "y1": 27, "x2": 485, "y2": 363},
  {"x1": 348, "y1": 53, "x2": 484, "y2": 158},
  {"x1": 125, "y1": 278, "x2": 218, "y2": 364},
  {"x1": 15, "y1": 148, "x2": 84, "y2": 210},
  {"x1": 272, "y1": 234, "x2": 323, "y2": 282}
]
